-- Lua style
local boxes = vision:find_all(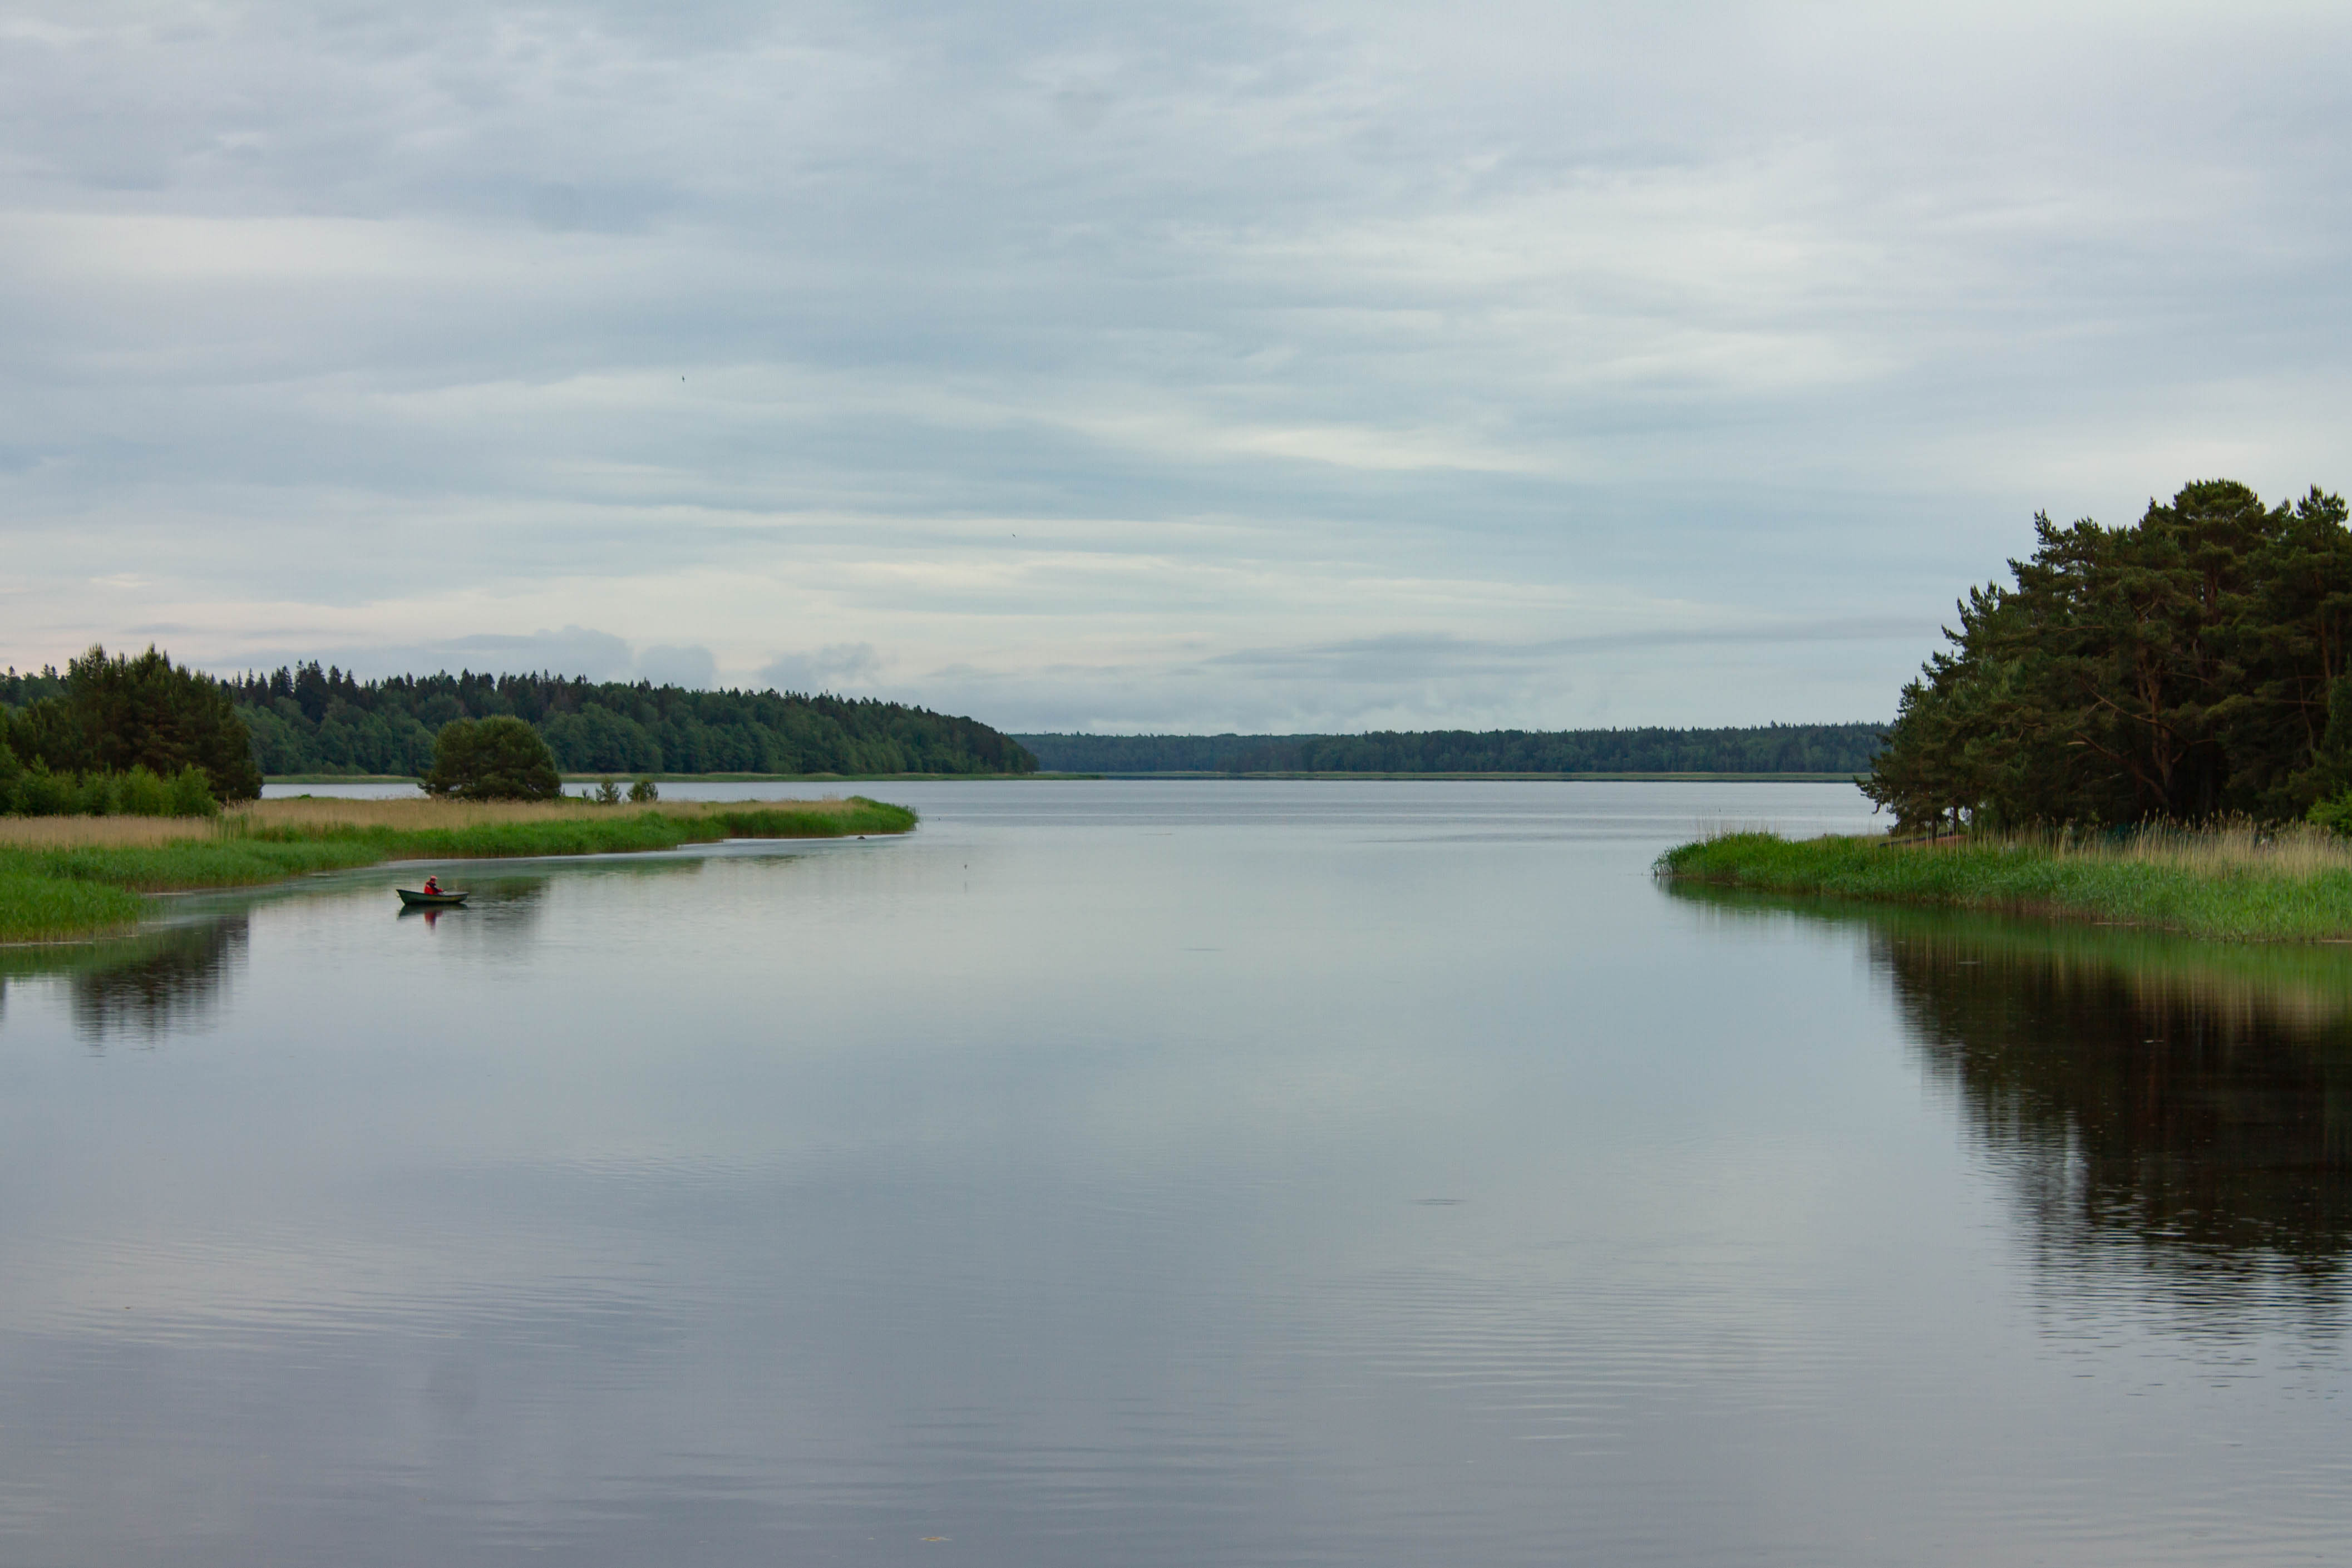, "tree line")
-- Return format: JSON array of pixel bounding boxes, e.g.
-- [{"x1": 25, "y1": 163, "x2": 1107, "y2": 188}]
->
[
  {"x1": 1015, "y1": 724, "x2": 1885, "y2": 775},
  {"x1": 1, "y1": 654, "x2": 1038, "y2": 783},
  {"x1": 217, "y1": 665, "x2": 1036, "y2": 776},
  {"x1": 0, "y1": 647, "x2": 254, "y2": 811},
  {"x1": 1865, "y1": 480, "x2": 2352, "y2": 832}
]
